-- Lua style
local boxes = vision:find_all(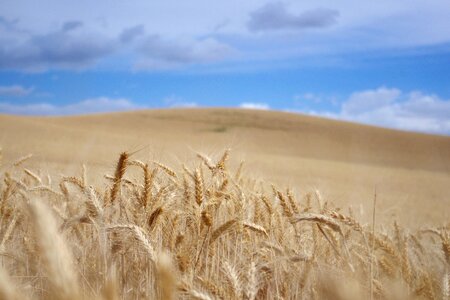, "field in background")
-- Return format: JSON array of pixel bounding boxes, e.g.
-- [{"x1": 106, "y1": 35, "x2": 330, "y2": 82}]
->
[{"x1": 1, "y1": 108, "x2": 449, "y2": 226}]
